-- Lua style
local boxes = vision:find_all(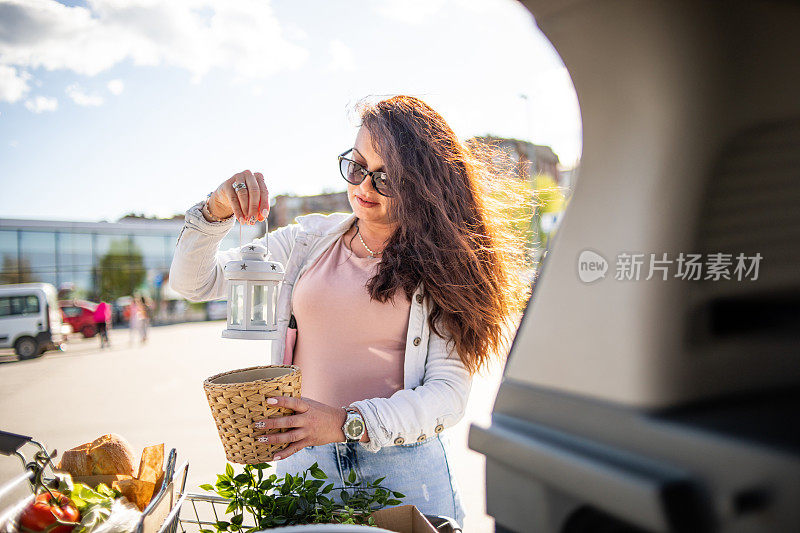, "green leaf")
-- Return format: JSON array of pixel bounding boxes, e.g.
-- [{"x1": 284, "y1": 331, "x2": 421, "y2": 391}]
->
[
  {"x1": 309, "y1": 465, "x2": 327, "y2": 480},
  {"x1": 231, "y1": 514, "x2": 244, "y2": 526},
  {"x1": 216, "y1": 520, "x2": 230, "y2": 531},
  {"x1": 373, "y1": 476, "x2": 386, "y2": 486},
  {"x1": 253, "y1": 462, "x2": 271, "y2": 470},
  {"x1": 199, "y1": 483, "x2": 215, "y2": 492},
  {"x1": 233, "y1": 473, "x2": 251, "y2": 484},
  {"x1": 322, "y1": 483, "x2": 334, "y2": 494},
  {"x1": 226, "y1": 501, "x2": 238, "y2": 514},
  {"x1": 392, "y1": 491, "x2": 406, "y2": 499},
  {"x1": 386, "y1": 499, "x2": 402, "y2": 505},
  {"x1": 226, "y1": 463, "x2": 235, "y2": 478},
  {"x1": 347, "y1": 469, "x2": 357, "y2": 484},
  {"x1": 340, "y1": 490, "x2": 350, "y2": 503}
]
